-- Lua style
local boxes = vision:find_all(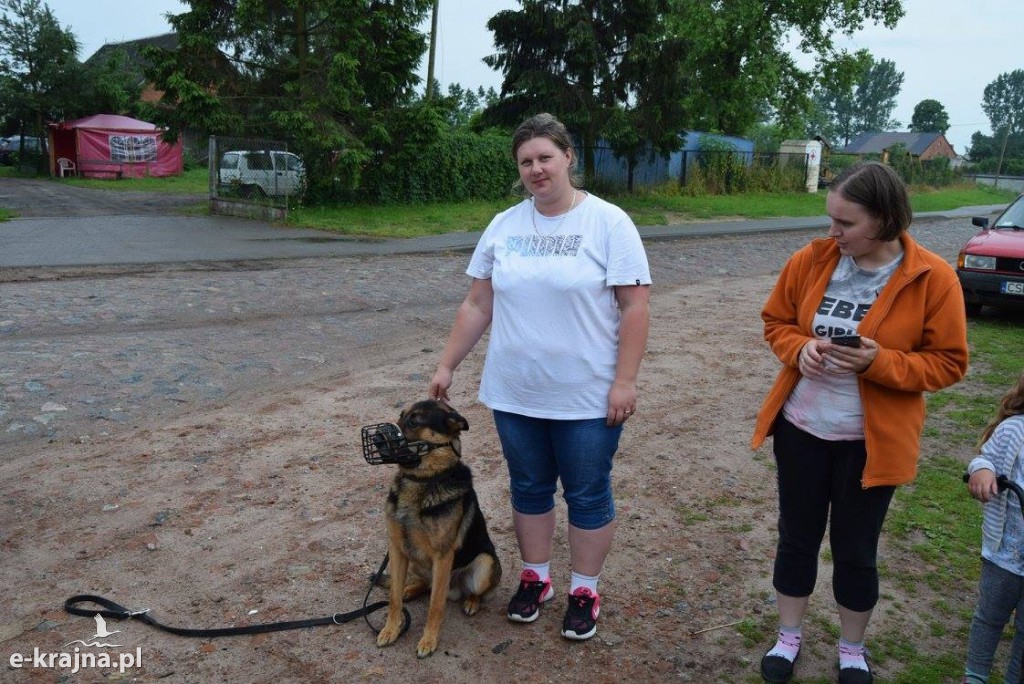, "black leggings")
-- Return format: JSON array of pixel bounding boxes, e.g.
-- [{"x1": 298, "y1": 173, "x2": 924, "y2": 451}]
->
[{"x1": 772, "y1": 415, "x2": 896, "y2": 612}]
